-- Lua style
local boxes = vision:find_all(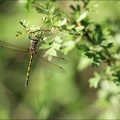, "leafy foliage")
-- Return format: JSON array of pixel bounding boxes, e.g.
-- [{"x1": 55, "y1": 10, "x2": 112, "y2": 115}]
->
[{"x1": 17, "y1": 0, "x2": 120, "y2": 87}]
